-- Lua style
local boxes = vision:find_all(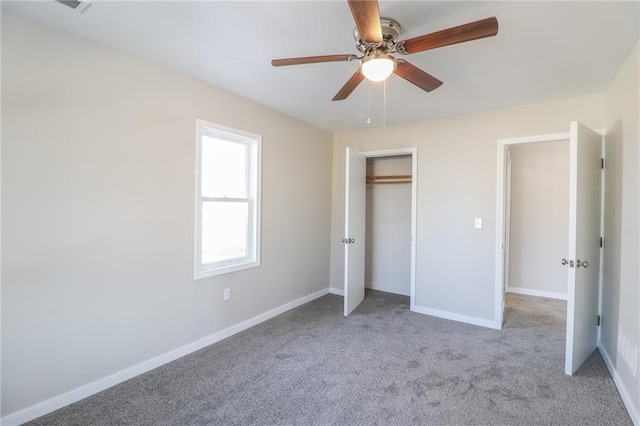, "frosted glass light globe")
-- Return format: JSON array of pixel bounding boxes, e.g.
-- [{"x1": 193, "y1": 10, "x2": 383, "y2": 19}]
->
[{"x1": 361, "y1": 54, "x2": 396, "y2": 82}]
